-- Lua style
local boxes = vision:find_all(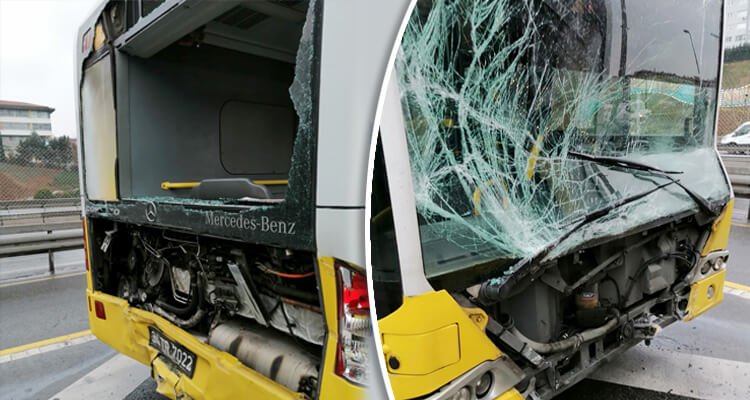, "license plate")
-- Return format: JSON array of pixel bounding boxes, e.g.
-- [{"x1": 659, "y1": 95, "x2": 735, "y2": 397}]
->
[{"x1": 149, "y1": 327, "x2": 196, "y2": 378}]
